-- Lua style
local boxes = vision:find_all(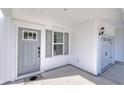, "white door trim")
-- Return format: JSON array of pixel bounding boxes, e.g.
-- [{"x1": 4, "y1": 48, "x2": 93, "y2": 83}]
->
[{"x1": 12, "y1": 20, "x2": 45, "y2": 80}]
